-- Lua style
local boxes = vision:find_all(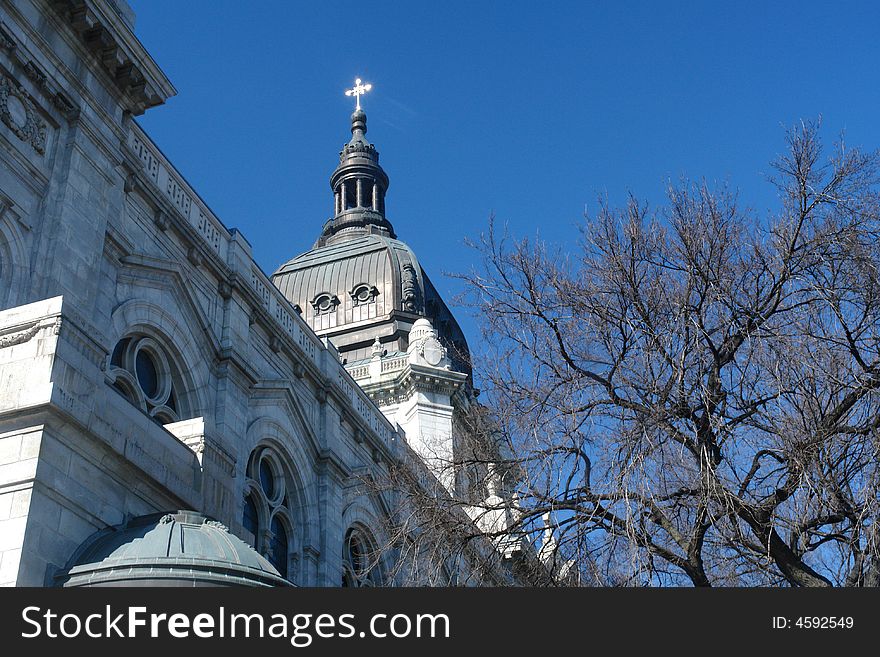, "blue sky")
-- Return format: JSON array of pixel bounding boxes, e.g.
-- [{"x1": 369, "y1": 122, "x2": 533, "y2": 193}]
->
[{"x1": 129, "y1": 0, "x2": 880, "y2": 361}]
